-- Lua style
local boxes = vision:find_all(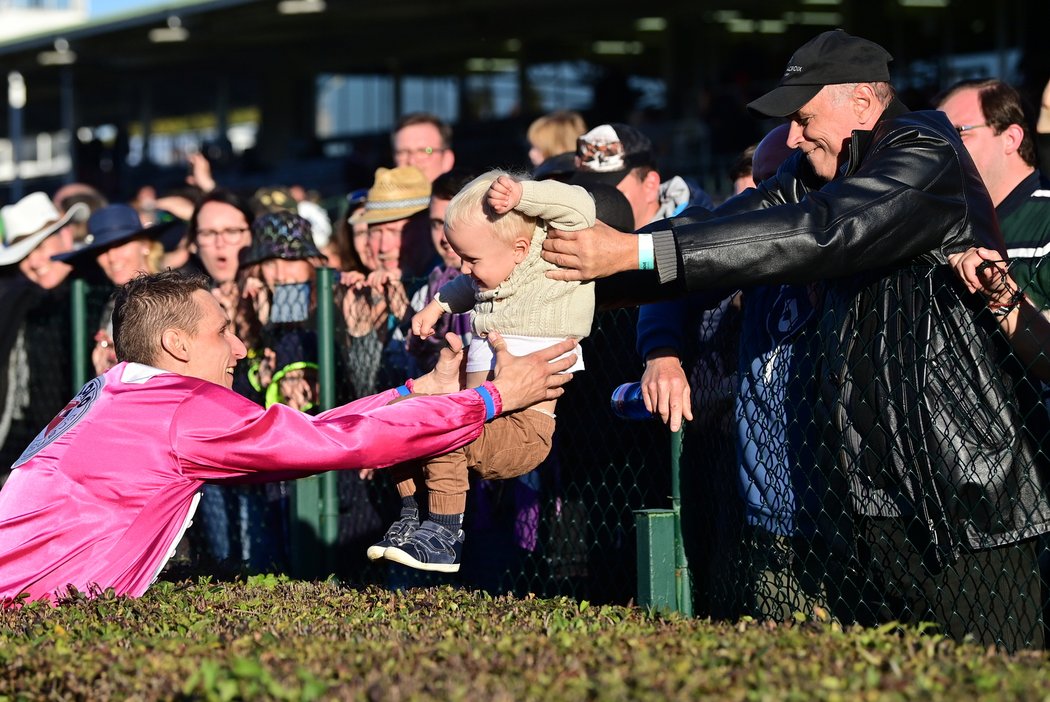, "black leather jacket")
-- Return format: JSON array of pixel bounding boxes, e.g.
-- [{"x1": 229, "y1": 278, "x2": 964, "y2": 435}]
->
[{"x1": 653, "y1": 100, "x2": 1050, "y2": 562}]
